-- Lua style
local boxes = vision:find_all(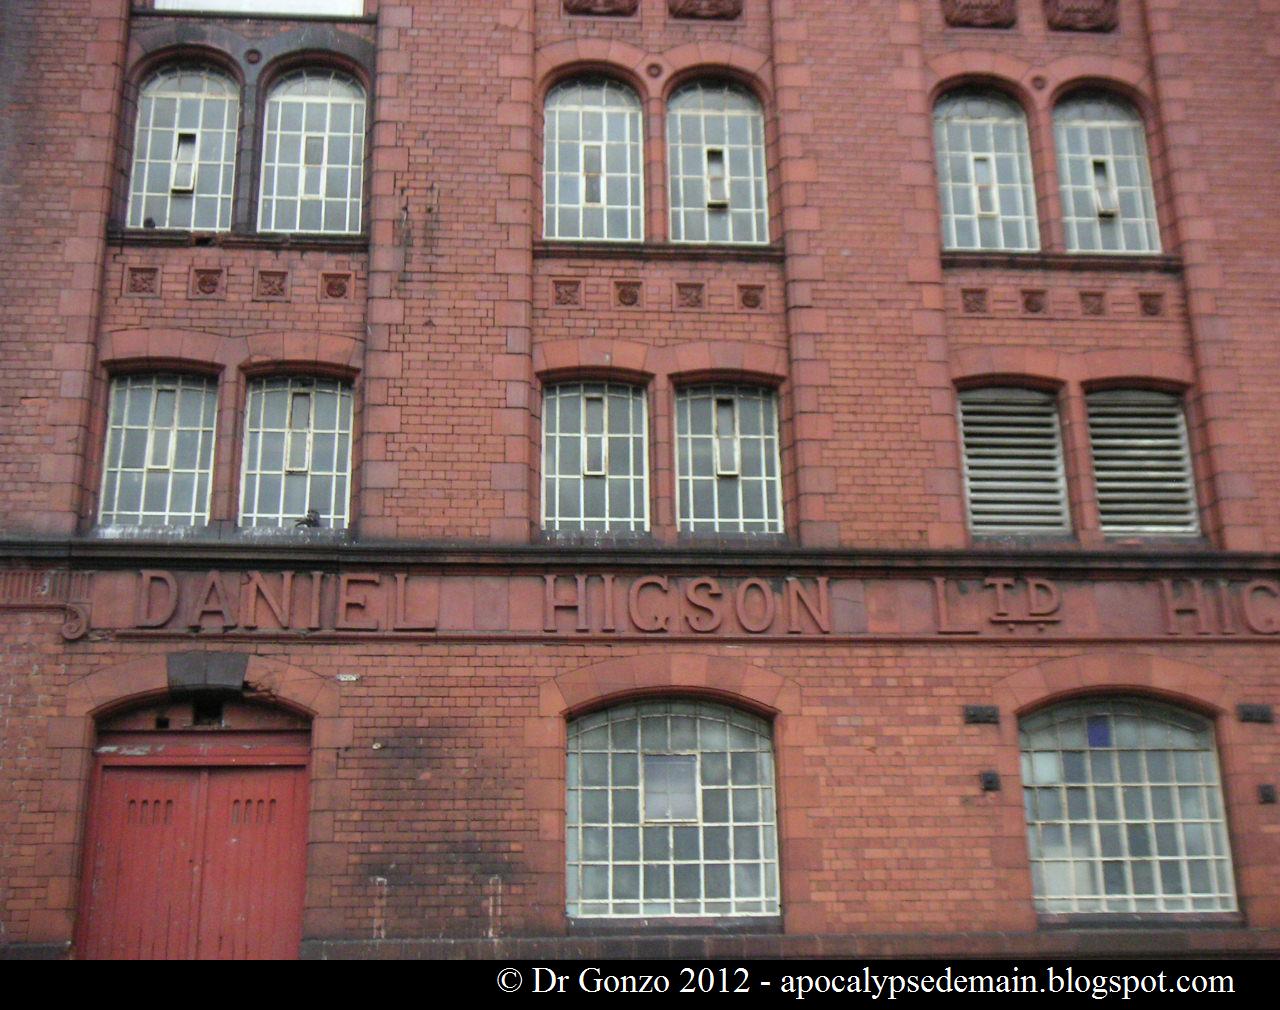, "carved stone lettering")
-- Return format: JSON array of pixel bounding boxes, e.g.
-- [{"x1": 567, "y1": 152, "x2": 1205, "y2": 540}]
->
[
  {"x1": 1160, "y1": 579, "x2": 1213, "y2": 636},
  {"x1": 136, "y1": 570, "x2": 179, "y2": 628},
  {"x1": 336, "y1": 574, "x2": 381, "y2": 631},
  {"x1": 1241, "y1": 580, "x2": 1280, "y2": 634},
  {"x1": 684, "y1": 577, "x2": 724, "y2": 633},
  {"x1": 629, "y1": 576, "x2": 672, "y2": 633},
  {"x1": 735, "y1": 578, "x2": 776, "y2": 633}
]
